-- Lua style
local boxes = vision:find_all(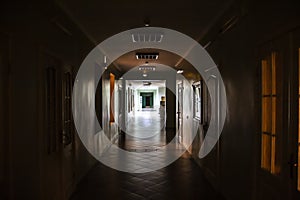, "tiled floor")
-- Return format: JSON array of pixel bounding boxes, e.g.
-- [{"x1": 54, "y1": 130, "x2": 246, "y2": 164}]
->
[
  {"x1": 71, "y1": 152, "x2": 225, "y2": 200},
  {"x1": 71, "y1": 110, "x2": 226, "y2": 200},
  {"x1": 119, "y1": 109, "x2": 167, "y2": 151}
]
